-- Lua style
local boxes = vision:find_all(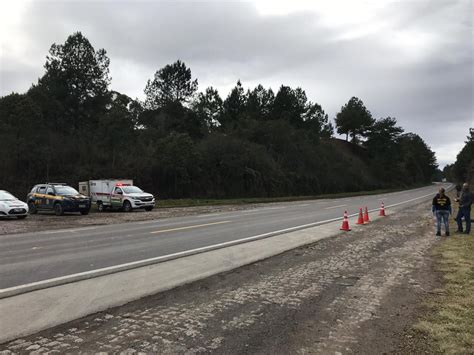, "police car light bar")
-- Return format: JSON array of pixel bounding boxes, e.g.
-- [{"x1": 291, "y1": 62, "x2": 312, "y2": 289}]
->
[{"x1": 115, "y1": 183, "x2": 131, "y2": 186}]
